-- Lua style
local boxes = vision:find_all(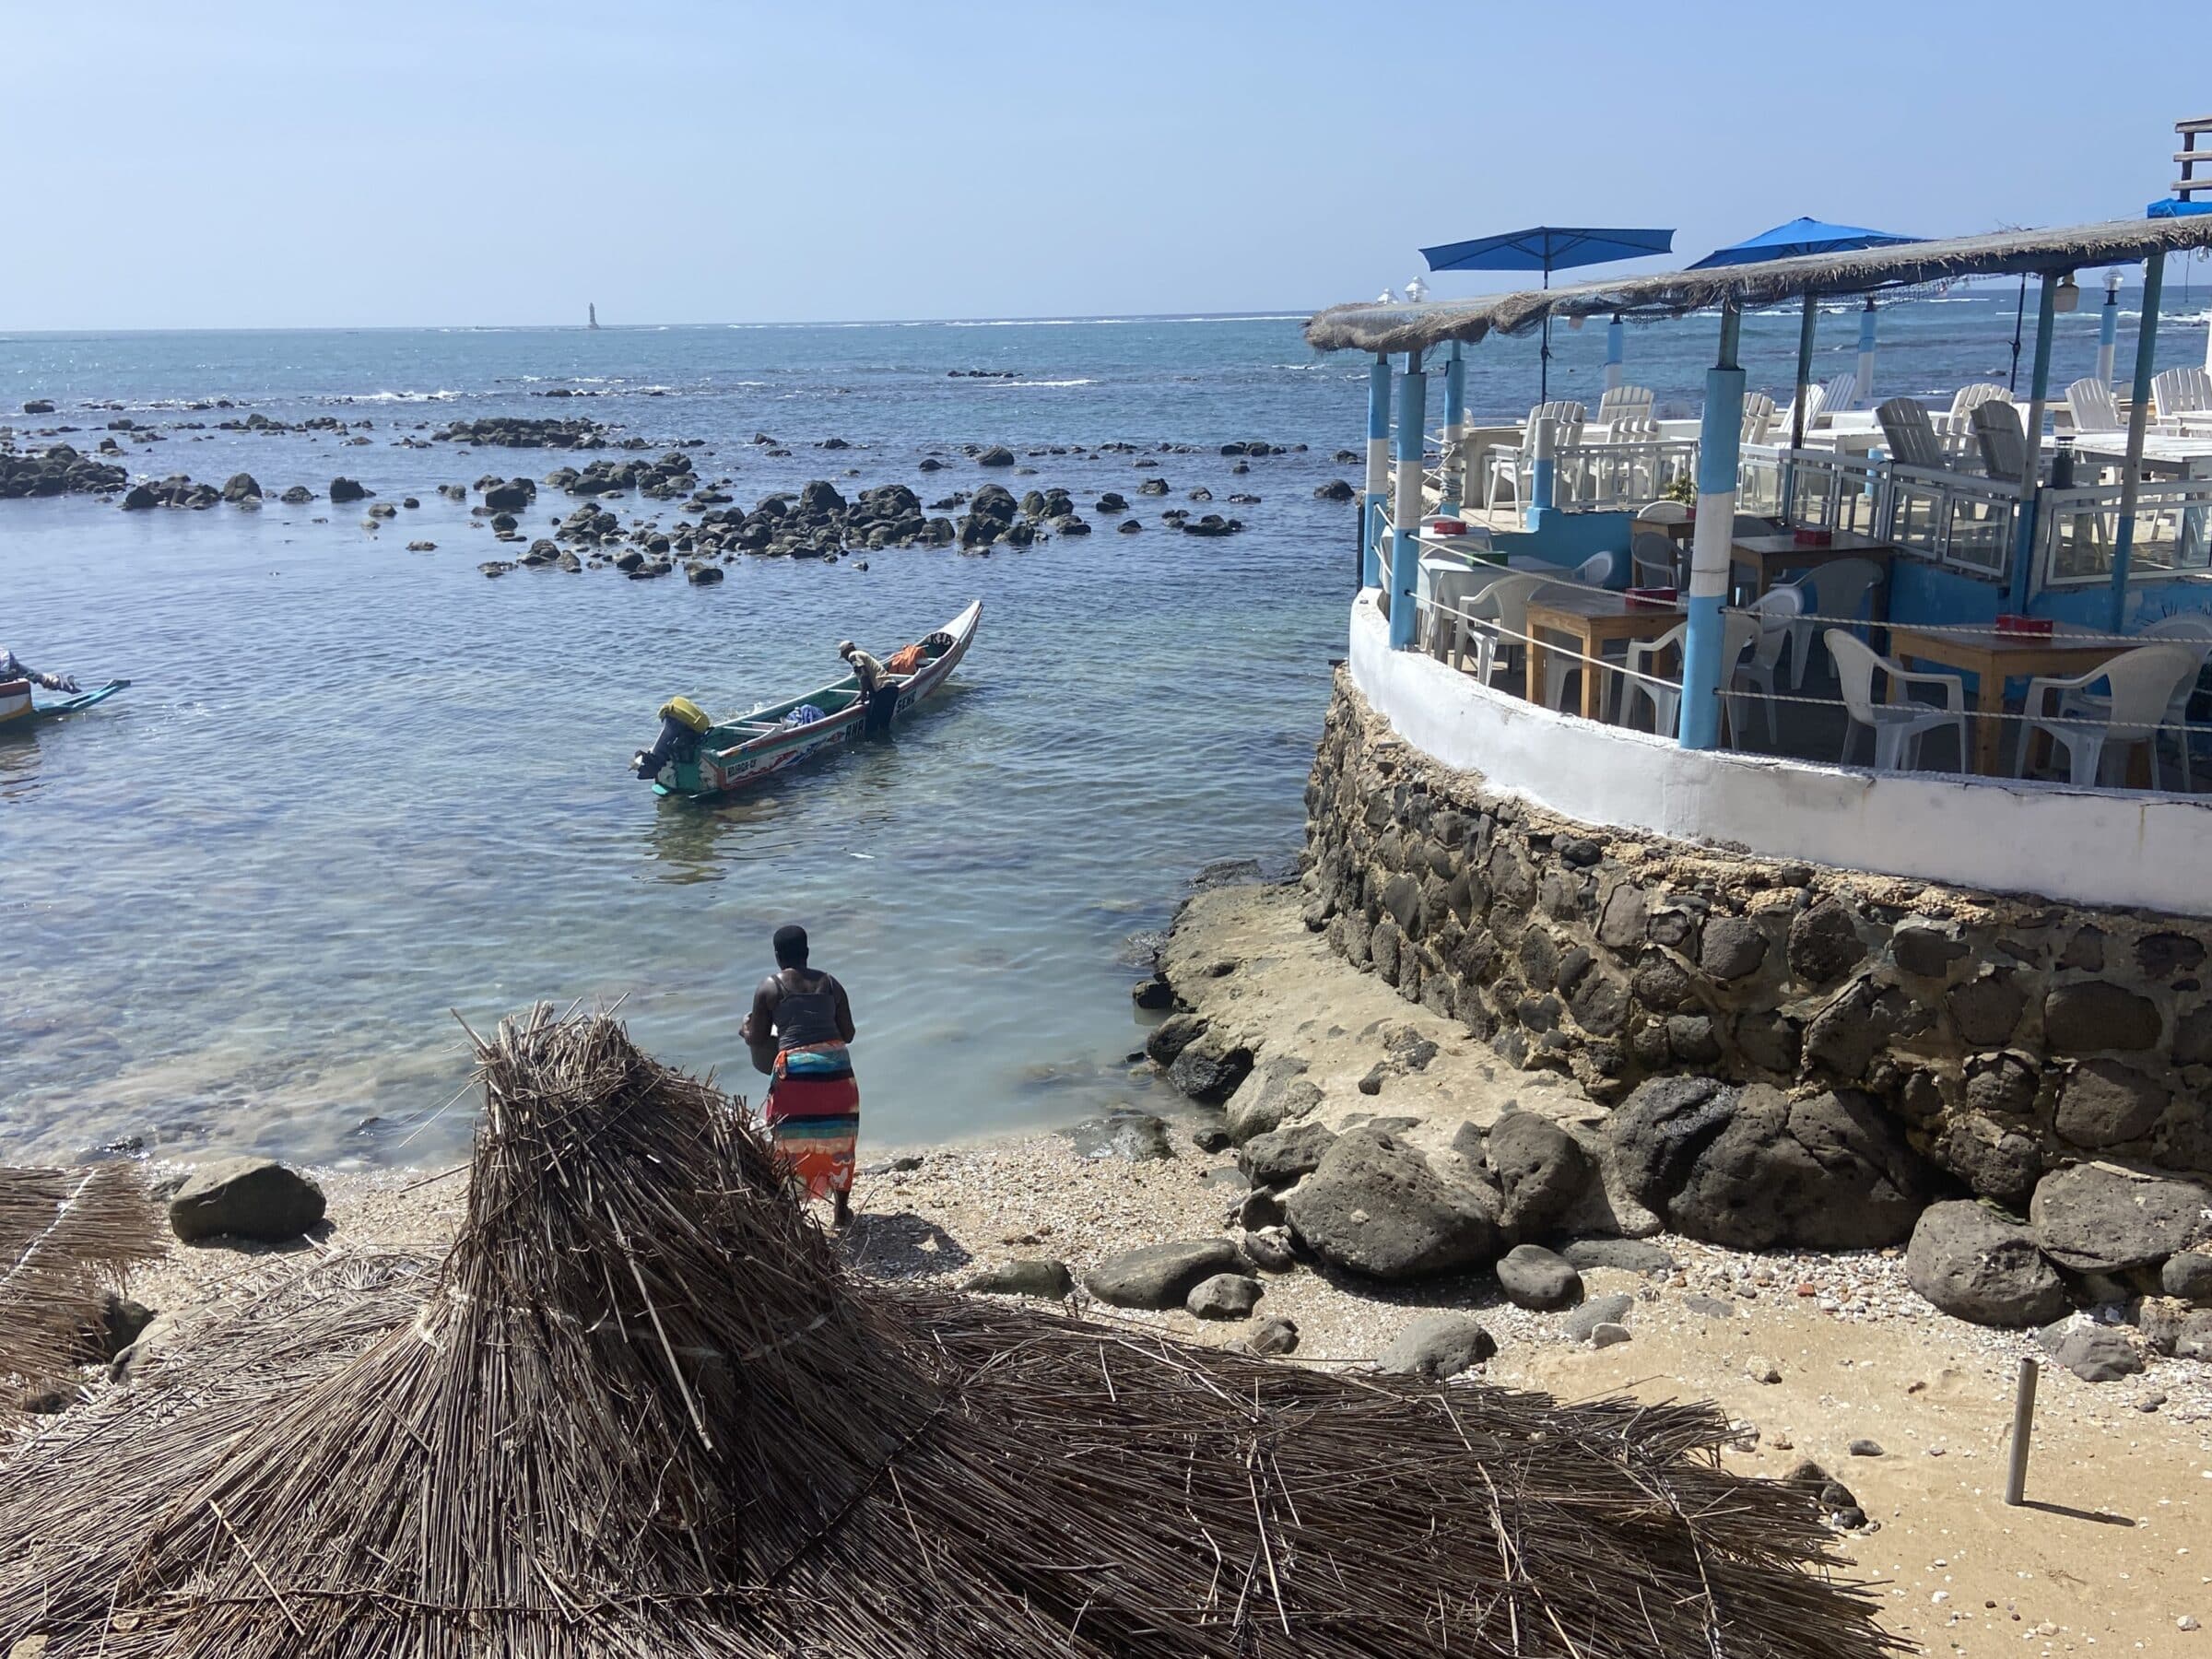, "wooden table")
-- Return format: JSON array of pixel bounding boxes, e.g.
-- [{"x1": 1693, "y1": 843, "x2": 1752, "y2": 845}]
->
[
  {"x1": 1729, "y1": 530, "x2": 1896, "y2": 609},
  {"x1": 1524, "y1": 589, "x2": 1686, "y2": 721},
  {"x1": 1888, "y1": 622, "x2": 2124, "y2": 776}
]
